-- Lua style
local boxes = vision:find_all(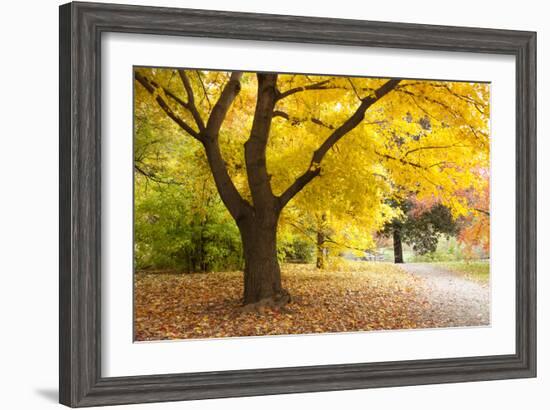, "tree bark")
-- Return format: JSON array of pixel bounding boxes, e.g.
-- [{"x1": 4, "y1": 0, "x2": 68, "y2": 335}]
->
[
  {"x1": 393, "y1": 223, "x2": 404, "y2": 264},
  {"x1": 316, "y1": 213, "x2": 329, "y2": 269},
  {"x1": 238, "y1": 214, "x2": 289, "y2": 306},
  {"x1": 236, "y1": 74, "x2": 294, "y2": 308},
  {"x1": 316, "y1": 230, "x2": 327, "y2": 269}
]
